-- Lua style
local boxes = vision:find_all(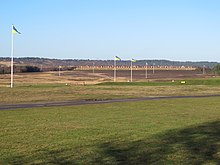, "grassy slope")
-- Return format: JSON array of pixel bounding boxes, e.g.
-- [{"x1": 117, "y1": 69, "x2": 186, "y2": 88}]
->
[
  {"x1": 1, "y1": 97, "x2": 220, "y2": 164},
  {"x1": 0, "y1": 79, "x2": 220, "y2": 105}
]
